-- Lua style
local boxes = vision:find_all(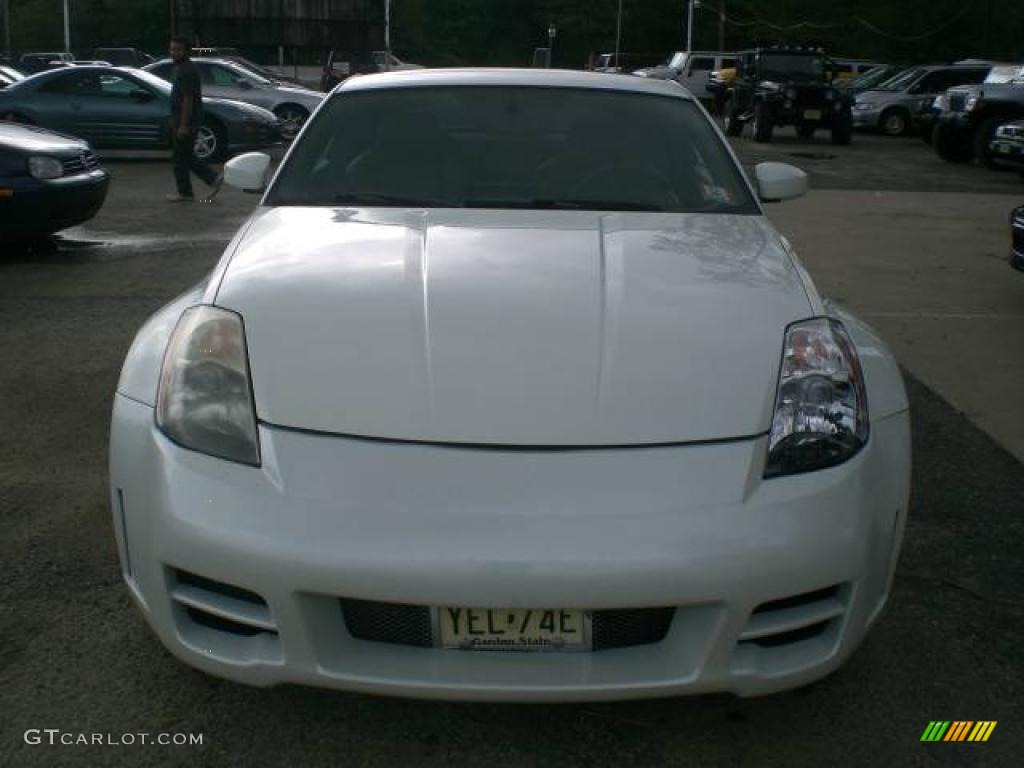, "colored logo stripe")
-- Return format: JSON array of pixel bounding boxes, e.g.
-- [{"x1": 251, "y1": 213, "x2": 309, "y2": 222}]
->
[
  {"x1": 921, "y1": 722, "x2": 950, "y2": 741},
  {"x1": 921, "y1": 721, "x2": 996, "y2": 742}
]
